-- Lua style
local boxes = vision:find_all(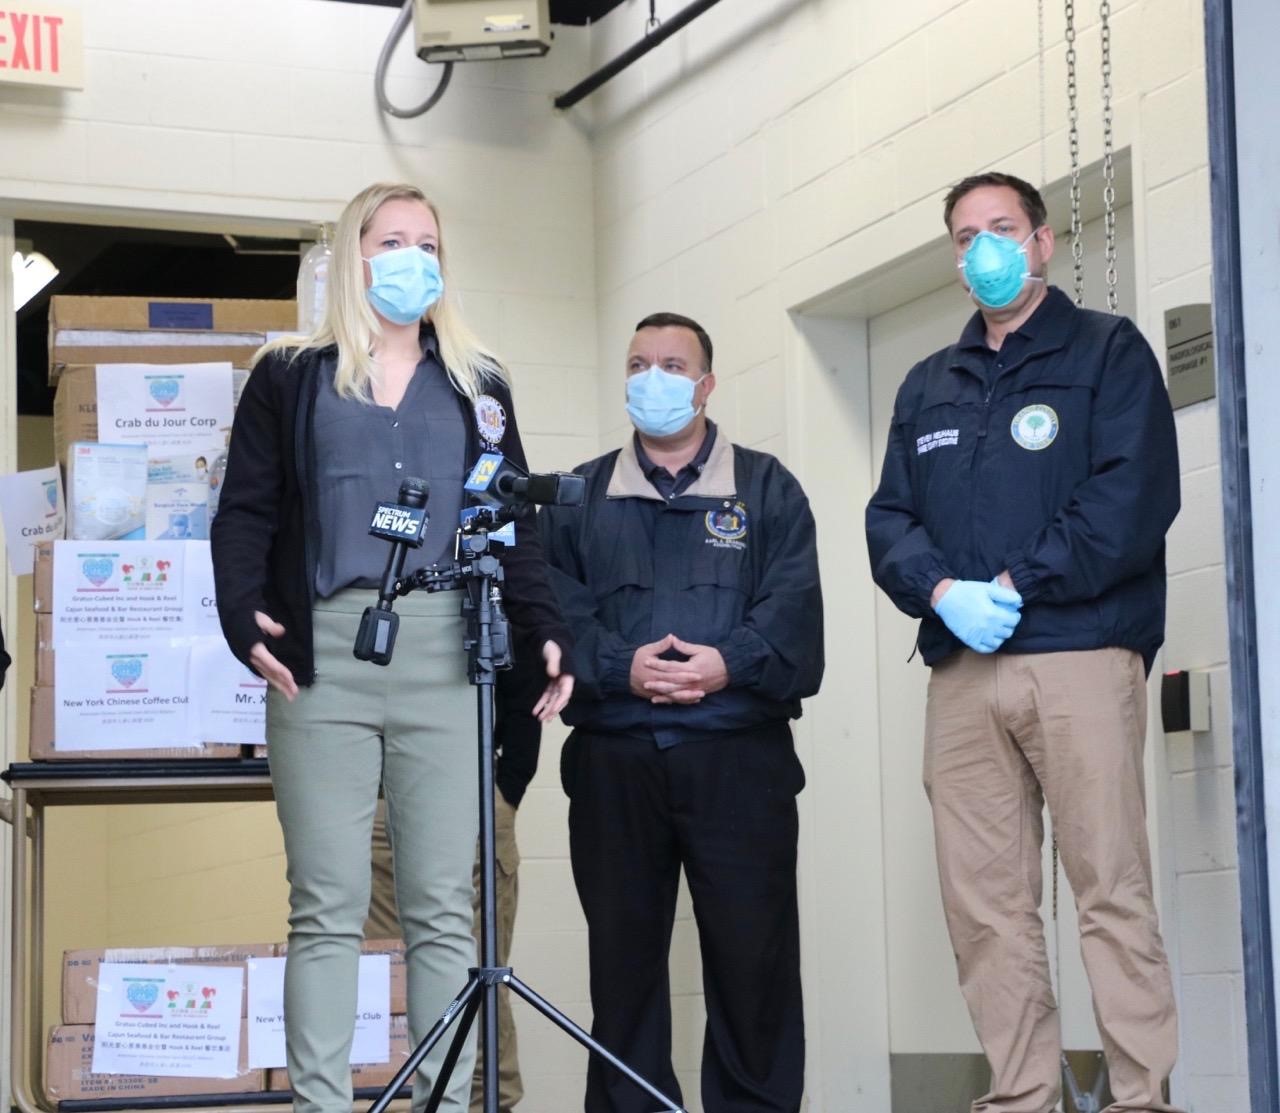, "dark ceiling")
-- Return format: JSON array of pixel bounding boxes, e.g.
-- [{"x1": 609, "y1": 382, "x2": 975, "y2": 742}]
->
[{"x1": 319, "y1": 0, "x2": 628, "y2": 26}]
